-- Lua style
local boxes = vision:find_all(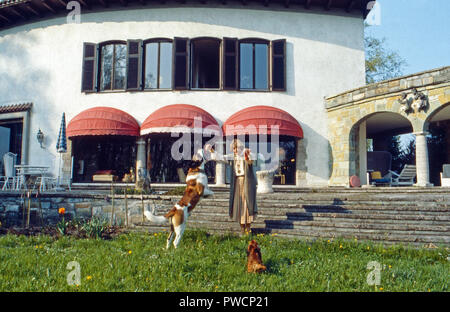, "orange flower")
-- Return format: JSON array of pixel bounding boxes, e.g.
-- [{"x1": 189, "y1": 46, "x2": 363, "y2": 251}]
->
[{"x1": 58, "y1": 207, "x2": 66, "y2": 215}]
